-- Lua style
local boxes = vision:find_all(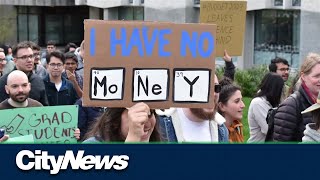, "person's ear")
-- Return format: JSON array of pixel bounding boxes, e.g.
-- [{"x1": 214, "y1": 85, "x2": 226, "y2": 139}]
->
[
  {"x1": 5, "y1": 85, "x2": 9, "y2": 95},
  {"x1": 218, "y1": 102, "x2": 225, "y2": 113}
]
